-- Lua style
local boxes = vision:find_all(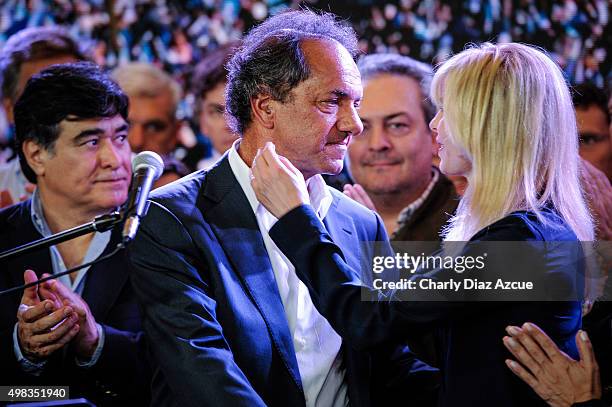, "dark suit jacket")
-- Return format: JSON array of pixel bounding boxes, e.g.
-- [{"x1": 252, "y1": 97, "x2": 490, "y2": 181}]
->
[
  {"x1": 269, "y1": 205, "x2": 584, "y2": 407},
  {"x1": 390, "y1": 169, "x2": 459, "y2": 368},
  {"x1": 0, "y1": 200, "x2": 150, "y2": 406},
  {"x1": 128, "y1": 156, "x2": 436, "y2": 407}
]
